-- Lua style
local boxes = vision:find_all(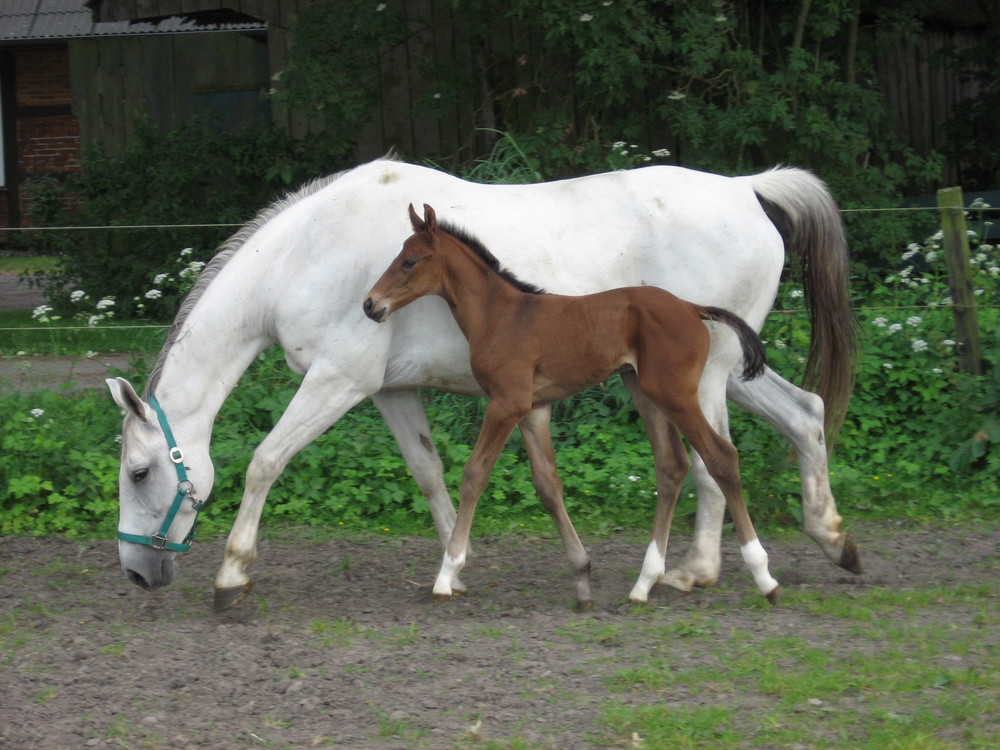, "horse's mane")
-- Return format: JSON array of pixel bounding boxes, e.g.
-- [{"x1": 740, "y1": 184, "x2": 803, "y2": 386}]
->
[
  {"x1": 144, "y1": 167, "x2": 358, "y2": 396},
  {"x1": 437, "y1": 221, "x2": 546, "y2": 296}
]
